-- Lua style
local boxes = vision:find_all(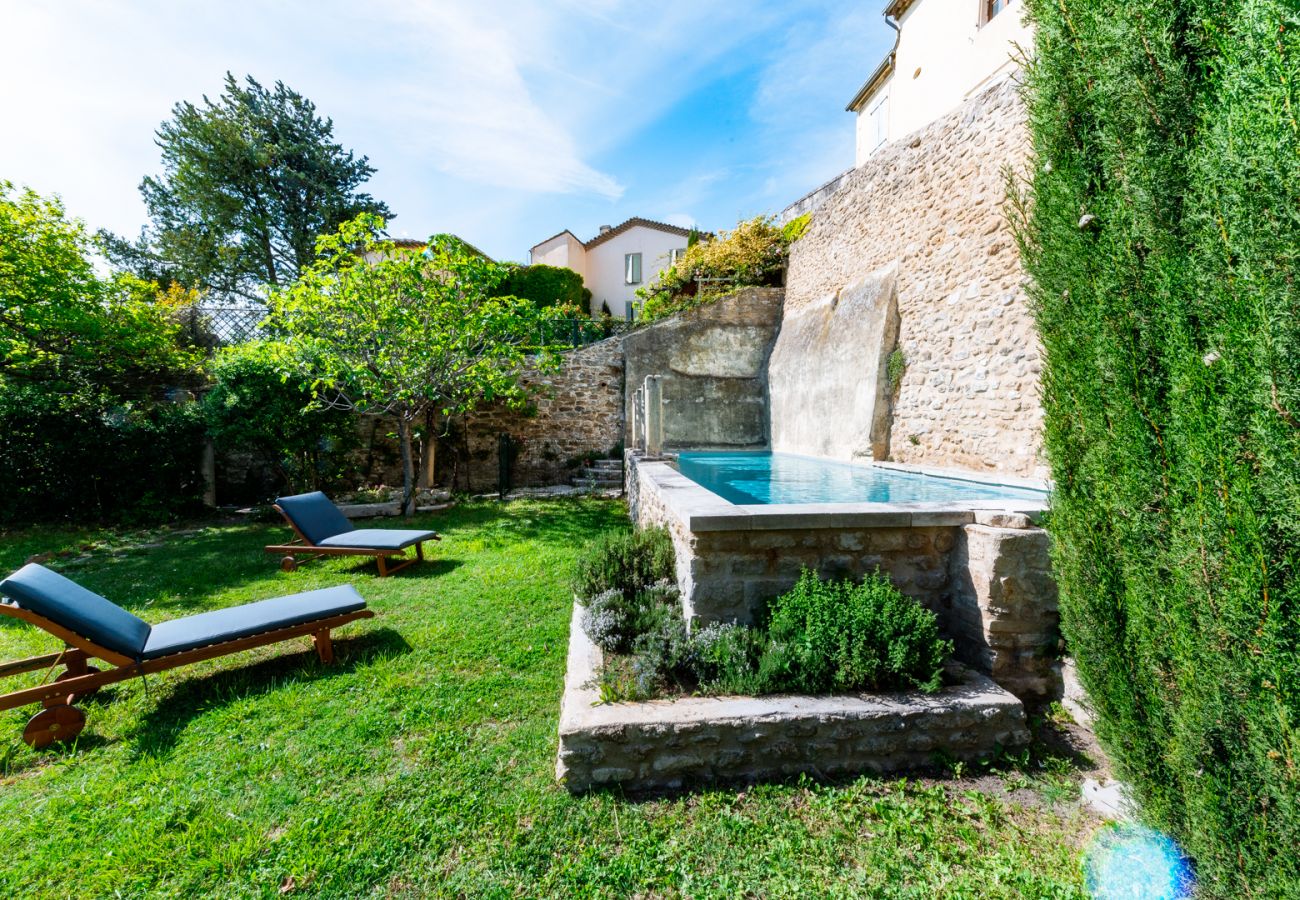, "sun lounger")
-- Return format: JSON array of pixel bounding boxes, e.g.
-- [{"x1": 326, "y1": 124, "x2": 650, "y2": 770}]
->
[
  {"x1": 266, "y1": 491, "x2": 441, "y2": 577},
  {"x1": 0, "y1": 563, "x2": 373, "y2": 748}
]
